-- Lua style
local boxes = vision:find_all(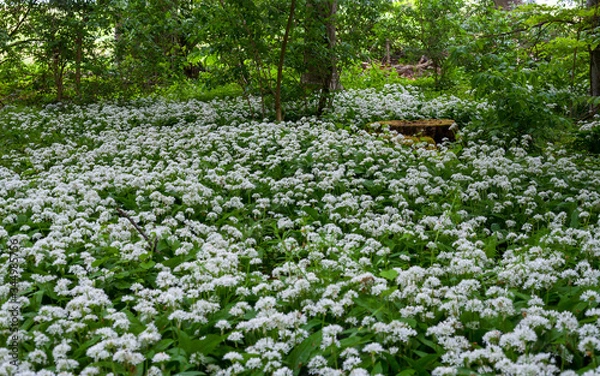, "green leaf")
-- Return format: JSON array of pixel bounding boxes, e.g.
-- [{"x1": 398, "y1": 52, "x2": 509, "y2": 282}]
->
[
  {"x1": 288, "y1": 329, "x2": 323, "y2": 376},
  {"x1": 303, "y1": 206, "x2": 320, "y2": 220},
  {"x1": 484, "y1": 236, "x2": 498, "y2": 259},
  {"x1": 569, "y1": 208, "x2": 580, "y2": 228},
  {"x1": 379, "y1": 269, "x2": 399, "y2": 281},
  {"x1": 157, "y1": 239, "x2": 170, "y2": 252},
  {"x1": 162, "y1": 255, "x2": 186, "y2": 268},
  {"x1": 416, "y1": 353, "x2": 438, "y2": 368},
  {"x1": 154, "y1": 338, "x2": 175, "y2": 352},
  {"x1": 92, "y1": 257, "x2": 108, "y2": 267},
  {"x1": 179, "y1": 332, "x2": 223, "y2": 358},
  {"x1": 340, "y1": 330, "x2": 374, "y2": 348},
  {"x1": 114, "y1": 280, "x2": 132, "y2": 289},
  {"x1": 417, "y1": 334, "x2": 441, "y2": 352},
  {"x1": 140, "y1": 260, "x2": 156, "y2": 269},
  {"x1": 372, "y1": 362, "x2": 384, "y2": 375}
]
